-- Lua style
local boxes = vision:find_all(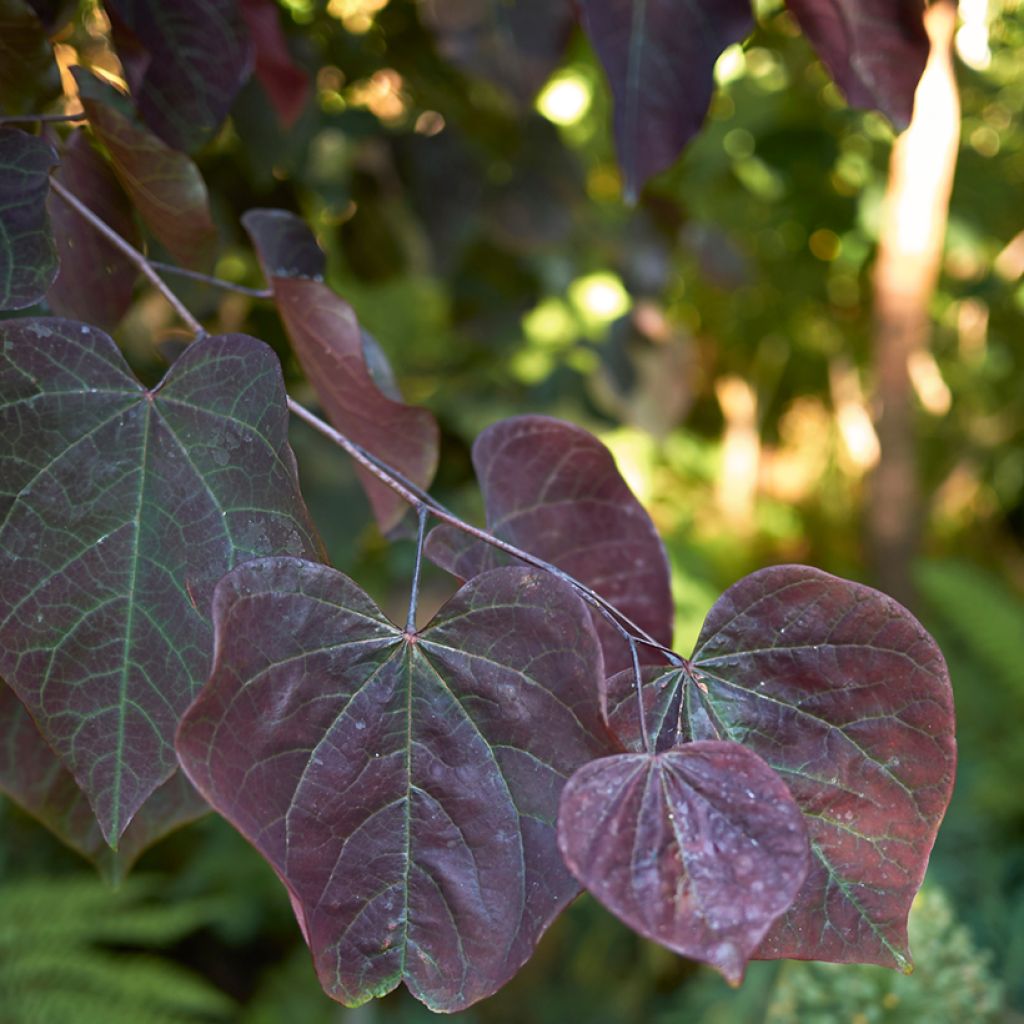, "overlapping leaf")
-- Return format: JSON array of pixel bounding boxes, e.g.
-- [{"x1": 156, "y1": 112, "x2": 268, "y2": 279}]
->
[
  {"x1": 46, "y1": 130, "x2": 140, "y2": 330},
  {"x1": 0, "y1": 0, "x2": 61, "y2": 115},
  {"x1": 0, "y1": 128, "x2": 58, "y2": 310},
  {"x1": 426, "y1": 415, "x2": 673, "y2": 674},
  {"x1": 74, "y1": 68, "x2": 217, "y2": 268},
  {"x1": 239, "y1": 0, "x2": 309, "y2": 128},
  {"x1": 243, "y1": 209, "x2": 440, "y2": 534},
  {"x1": 603, "y1": 565, "x2": 956, "y2": 971},
  {"x1": 786, "y1": 0, "x2": 929, "y2": 130},
  {"x1": 578, "y1": 0, "x2": 754, "y2": 198},
  {"x1": 558, "y1": 742, "x2": 810, "y2": 983},
  {"x1": 0, "y1": 318, "x2": 321, "y2": 846},
  {"x1": 0, "y1": 681, "x2": 207, "y2": 880},
  {"x1": 103, "y1": 0, "x2": 253, "y2": 152},
  {"x1": 176, "y1": 559, "x2": 612, "y2": 1011},
  {"x1": 420, "y1": 0, "x2": 576, "y2": 108}
]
